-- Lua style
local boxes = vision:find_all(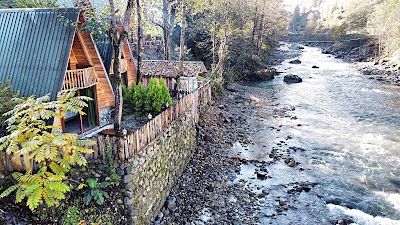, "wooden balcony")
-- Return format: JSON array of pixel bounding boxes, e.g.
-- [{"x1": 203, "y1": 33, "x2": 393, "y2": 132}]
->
[
  {"x1": 110, "y1": 58, "x2": 128, "y2": 74},
  {"x1": 62, "y1": 67, "x2": 98, "y2": 91}
]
